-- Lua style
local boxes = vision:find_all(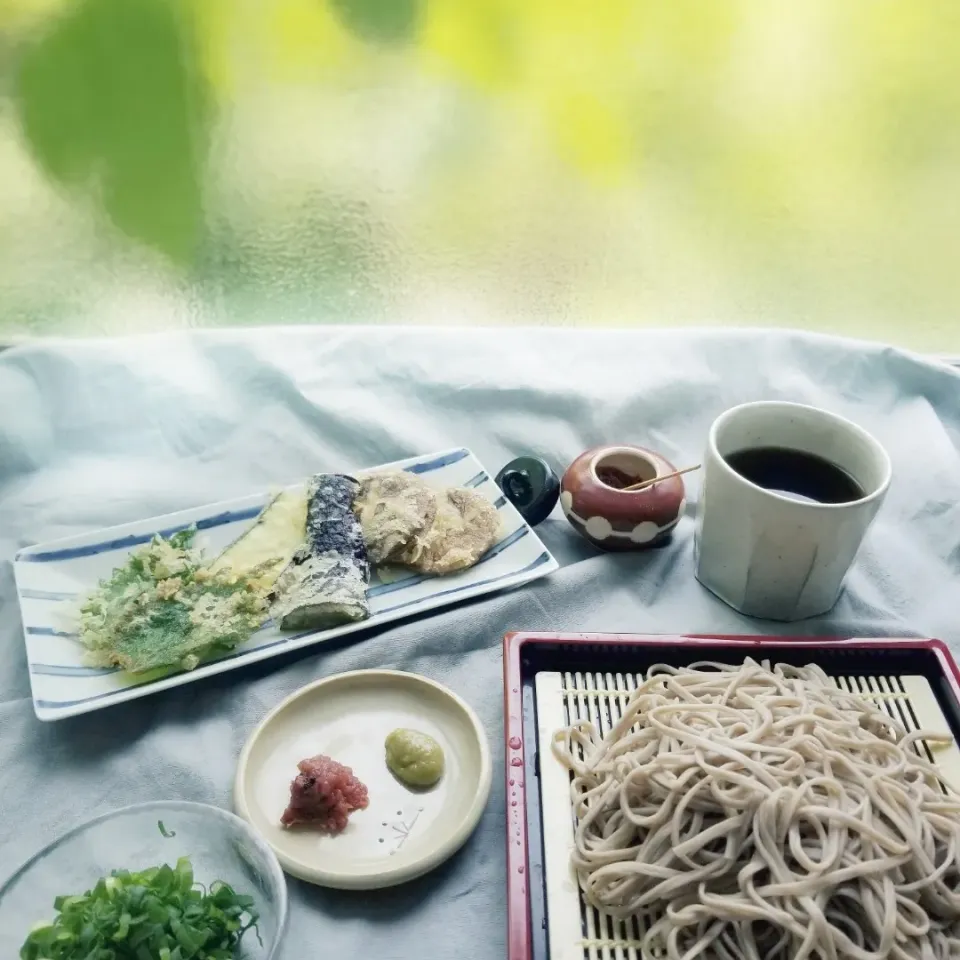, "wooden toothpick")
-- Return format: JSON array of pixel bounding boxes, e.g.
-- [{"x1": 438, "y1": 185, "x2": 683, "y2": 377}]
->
[{"x1": 621, "y1": 463, "x2": 701, "y2": 493}]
